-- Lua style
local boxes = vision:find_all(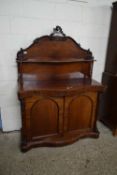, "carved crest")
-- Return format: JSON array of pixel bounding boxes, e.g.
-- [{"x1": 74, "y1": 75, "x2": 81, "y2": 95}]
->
[{"x1": 50, "y1": 26, "x2": 66, "y2": 40}]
